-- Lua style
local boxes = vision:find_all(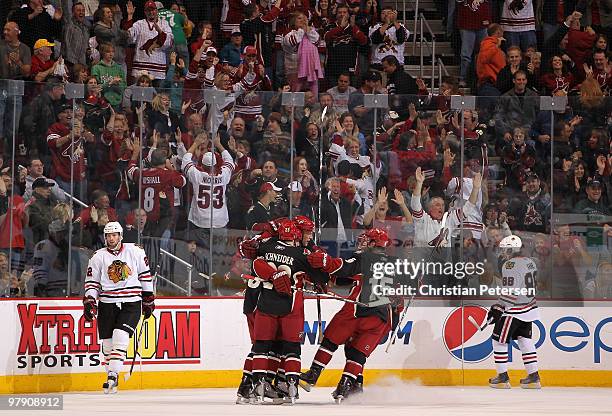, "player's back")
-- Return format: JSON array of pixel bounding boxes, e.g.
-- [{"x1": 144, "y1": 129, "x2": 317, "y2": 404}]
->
[
  {"x1": 500, "y1": 256, "x2": 539, "y2": 322},
  {"x1": 139, "y1": 167, "x2": 185, "y2": 221}
]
